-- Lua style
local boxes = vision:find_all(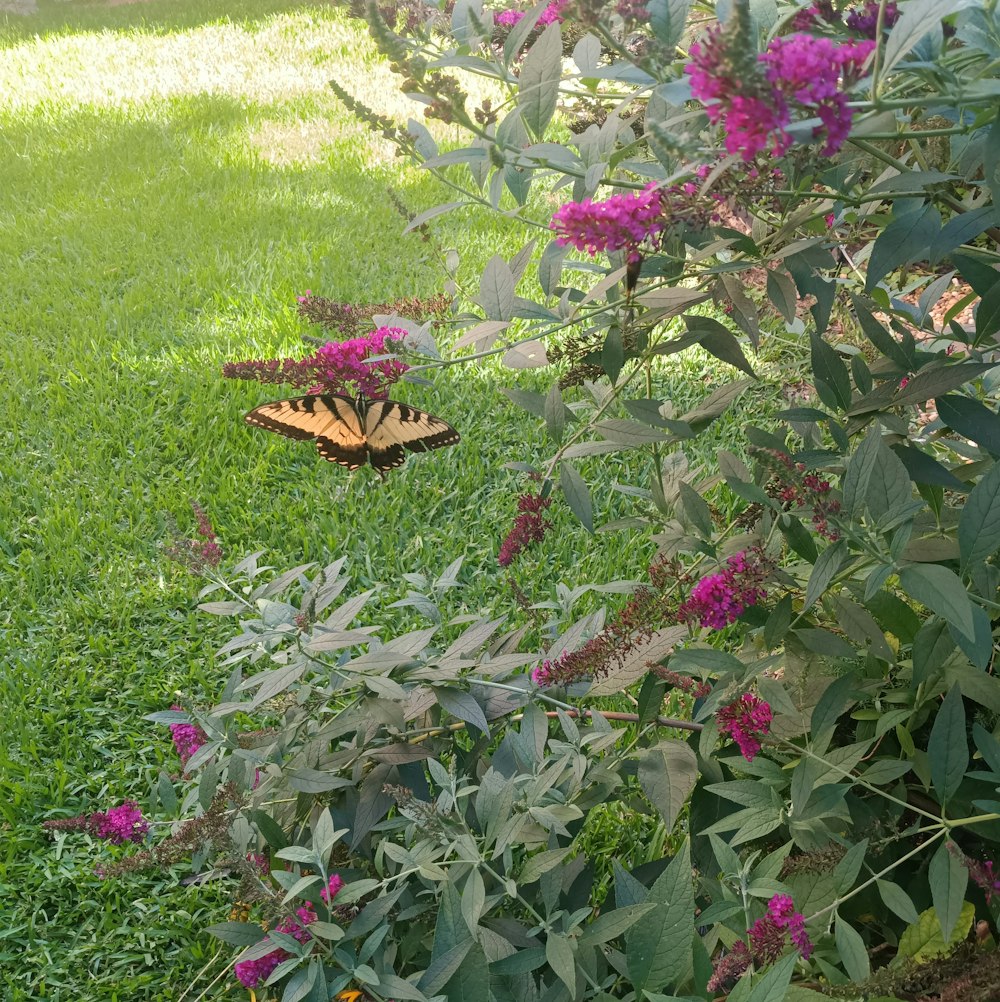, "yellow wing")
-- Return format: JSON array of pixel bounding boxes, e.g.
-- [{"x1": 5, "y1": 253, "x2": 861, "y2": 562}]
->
[
  {"x1": 364, "y1": 399, "x2": 461, "y2": 477},
  {"x1": 244, "y1": 395, "x2": 368, "y2": 471}
]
